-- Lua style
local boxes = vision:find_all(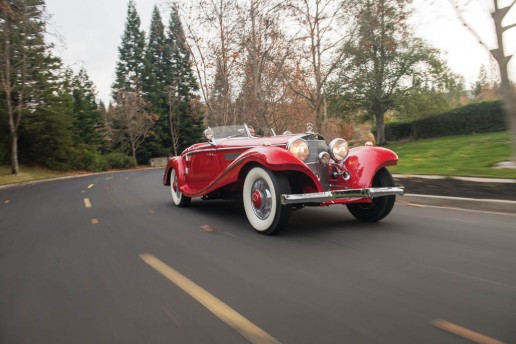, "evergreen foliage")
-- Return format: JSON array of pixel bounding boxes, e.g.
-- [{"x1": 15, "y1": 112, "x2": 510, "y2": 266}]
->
[
  {"x1": 1, "y1": 0, "x2": 75, "y2": 172},
  {"x1": 140, "y1": 5, "x2": 170, "y2": 160},
  {"x1": 112, "y1": 0, "x2": 146, "y2": 95},
  {"x1": 165, "y1": 4, "x2": 203, "y2": 153},
  {"x1": 72, "y1": 68, "x2": 105, "y2": 148}
]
